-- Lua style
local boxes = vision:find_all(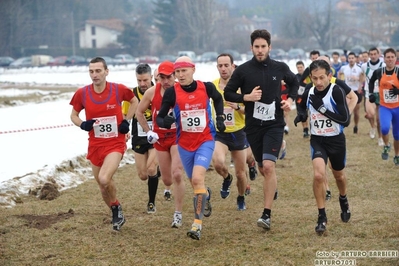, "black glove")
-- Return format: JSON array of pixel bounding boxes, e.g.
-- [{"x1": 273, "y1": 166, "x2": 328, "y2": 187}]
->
[
  {"x1": 216, "y1": 115, "x2": 226, "y2": 133},
  {"x1": 294, "y1": 113, "x2": 308, "y2": 127},
  {"x1": 389, "y1": 86, "x2": 399, "y2": 97},
  {"x1": 309, "y1": 94, "x2": 324, "y2": 111},
  {"x1": 118, "y1": 119, "x2": 130, "y2": 134},
  {"x1": 369, "y1": 93, "x2": 376, "y2": 103},
  {"x1": 80, "y1": 119, "x2": 96, "y2": 131},
  {"x1": 163, "y1": 114, "x2": 175, "y2": 129}
]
